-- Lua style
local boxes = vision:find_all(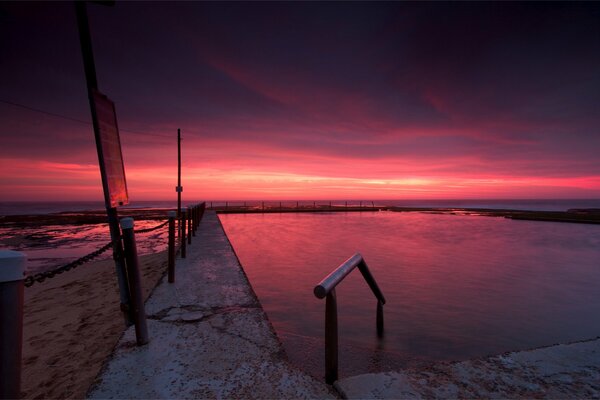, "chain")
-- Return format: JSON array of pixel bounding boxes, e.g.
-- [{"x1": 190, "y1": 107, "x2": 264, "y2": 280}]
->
[
  {"x1": 23, "y1": 219, "x2": 169, "y2": 288},
  {"x1": 23, "y1": 241, "x2": 114, "y2": 287},
  {"x1": 134, "y1": 219, "x2": 169, "y2": 234}
]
